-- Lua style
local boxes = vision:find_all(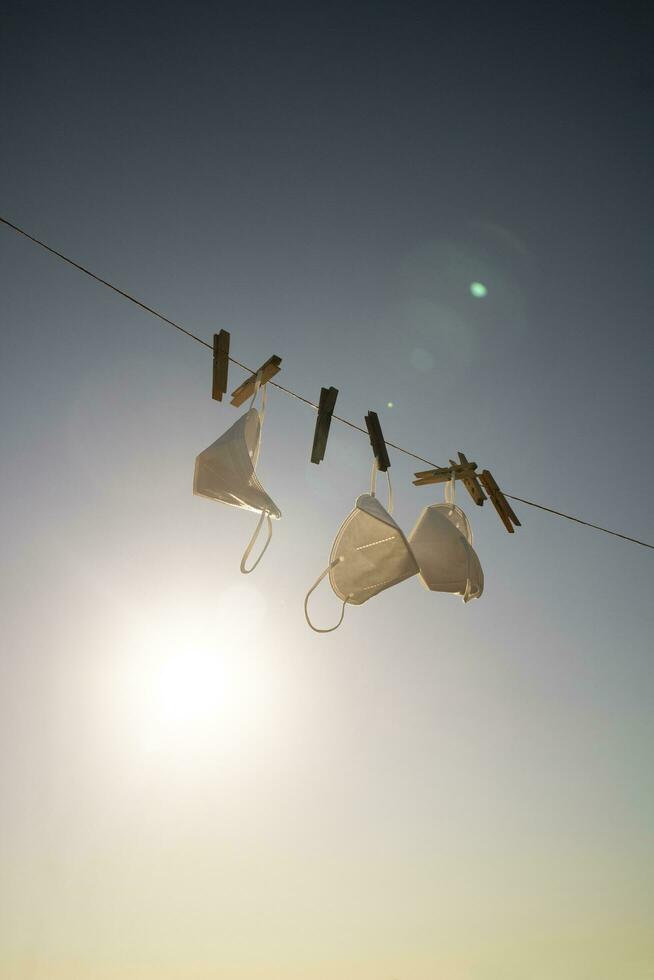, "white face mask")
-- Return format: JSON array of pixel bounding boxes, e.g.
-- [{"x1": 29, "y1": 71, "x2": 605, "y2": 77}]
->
[
  {"x1": 305, "y1": 461, "x2": 419, "y2": 632},
  {"x1": 193, "y1": 378, "x2": 281, "y2": 573},
  {"x1": 408, "y1": 474, "x2": 483, "y2": 602}
]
